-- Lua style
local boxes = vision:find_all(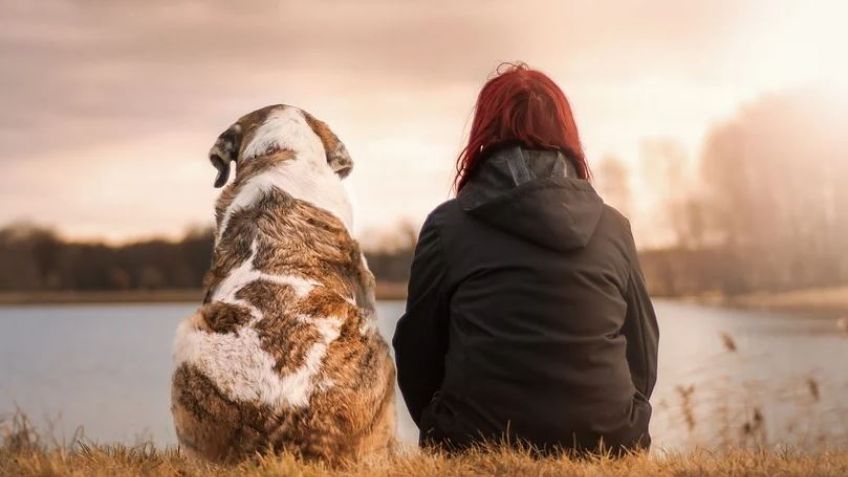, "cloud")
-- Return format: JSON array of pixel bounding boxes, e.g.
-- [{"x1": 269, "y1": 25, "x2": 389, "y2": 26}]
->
[
  {"x1": 1, "y1": 0, "x2": 843, "y2": 241},
  {"x1": 0, "y1": 0, "x2": 754, "y2": 160}
]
